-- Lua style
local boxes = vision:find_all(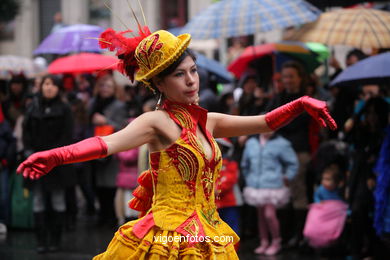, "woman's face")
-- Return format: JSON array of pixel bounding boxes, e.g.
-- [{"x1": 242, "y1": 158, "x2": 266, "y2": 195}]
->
[
  {"x1": 96, "y1": 77, "x2": 115, "y2": 99},
  {"x1": 155, "y1": 55, "x2": 199, "y2": 104},
  {"x1": 41, "y1": 78, "x2": 60, "y2": 99},
  {"x1": 10, "y1": 82, "x2": 23, "y2": 96},
  {"x1": 242, "y1": 78, "x2": 258, "y2": 94},
  {"x1": 281, "y1": 67, "x2": 302, "y2": 93}
]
